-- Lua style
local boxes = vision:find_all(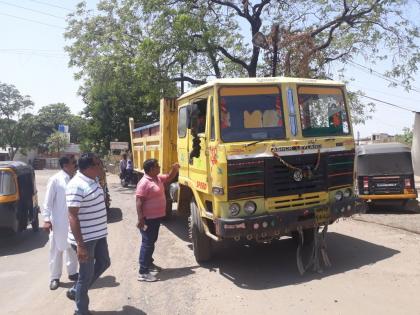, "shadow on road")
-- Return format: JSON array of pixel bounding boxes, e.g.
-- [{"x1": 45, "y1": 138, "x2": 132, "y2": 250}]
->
[
  {"x1": 161, "y1": 213, "x2": 189, "y2": 243},
  {"x1": 157, "y1": 265, "x2": 200, "y2": 281},
  {"x1": 59, "y1": 275, "x2": 120, "y2": 289},
  {"x1": 367, "y1": 206, "x2": 420, "y2": 215},
  {"x1": 110, "y1": 183, "x2": 136, "y2": 195},
  {"x1": 107, "y1": 208, "x2": 123, "y2": 224},
  {"x1": 91, "y1": 275, "x2": 120, "y2": 289},
  {"x1": 197, "y1": 232, "x2": 399, "y2": 290},
  {"x1": 92, "y1": 305, "x2": 146, "y2": 315},
  {"x1": 163, "y1": 214, "x2": 400, "y2": 289},
  {"x1": 0, "y1": 228, "x2": 48, "y2": 256}
]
